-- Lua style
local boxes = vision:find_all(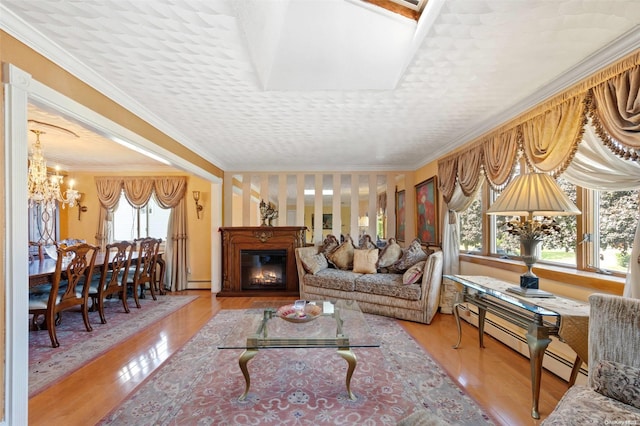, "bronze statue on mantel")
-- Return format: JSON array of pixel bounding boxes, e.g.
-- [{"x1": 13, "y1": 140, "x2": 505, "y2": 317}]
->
[{"x1": 259, "y1": 199, "x2": 278, "y2": 226}]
